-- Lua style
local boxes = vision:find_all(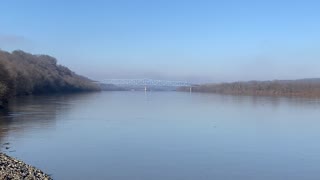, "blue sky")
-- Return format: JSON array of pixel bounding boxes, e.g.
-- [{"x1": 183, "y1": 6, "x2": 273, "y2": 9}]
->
[{"x1": 1, "y1": 0, "x2": 320, "y2": 82}]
